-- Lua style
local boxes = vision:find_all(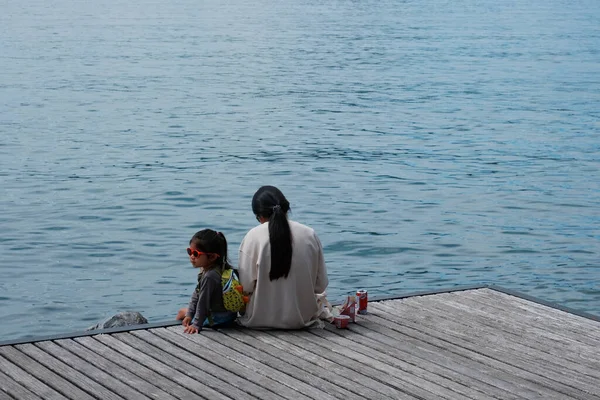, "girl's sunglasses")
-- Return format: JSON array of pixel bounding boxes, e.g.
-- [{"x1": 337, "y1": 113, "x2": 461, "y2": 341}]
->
[{"x1": 186, "y1": 248, "x2": 214, "y2": 258}]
